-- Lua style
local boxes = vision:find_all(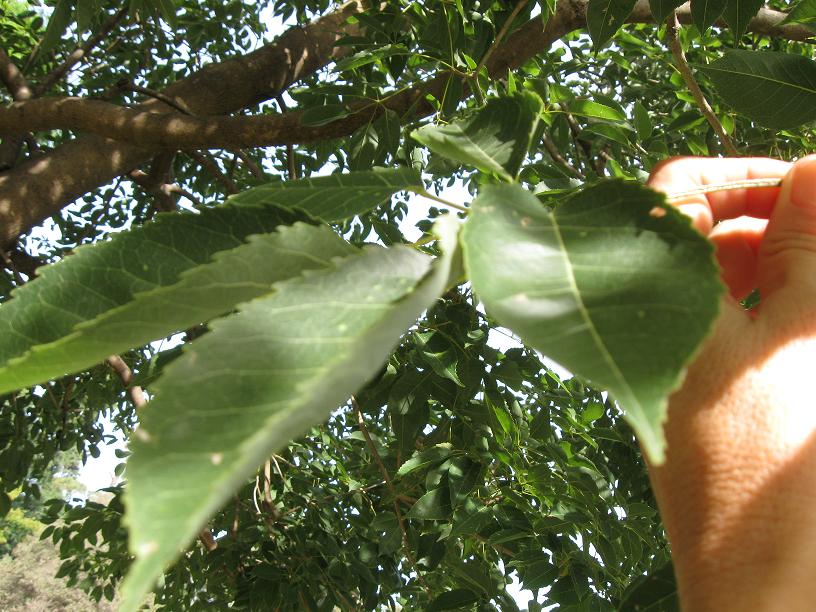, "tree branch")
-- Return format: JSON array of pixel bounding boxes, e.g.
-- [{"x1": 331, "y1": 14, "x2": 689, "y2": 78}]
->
[
  {"x1": 0, "y1": 0, "x2": 807, "y2": 249},
  {"x1": 665, "y1": 12, "x2": 738, "y2": 155},
  {"x1": 187, "y1": 151, "x2": 239, "y2": 194},
  {"x1": 0, "y1": 48, "x2": 32, "y2": 101},
  {"x1": 33, "y1": 7, "x2": 129, "y2": 96}
]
